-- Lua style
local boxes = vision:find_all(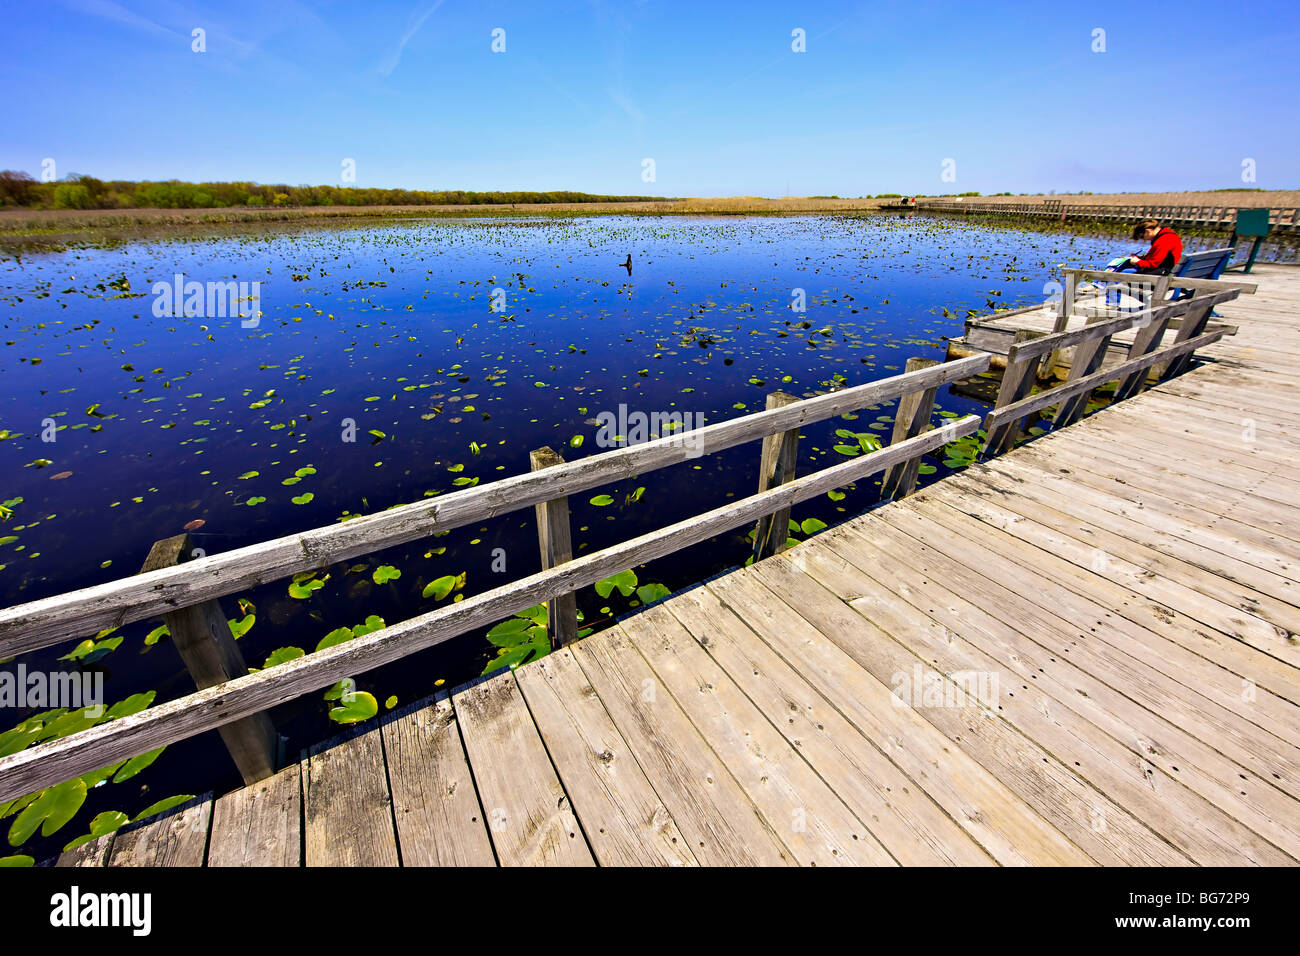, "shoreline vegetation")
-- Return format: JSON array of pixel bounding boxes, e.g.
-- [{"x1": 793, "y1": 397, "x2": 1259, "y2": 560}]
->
[{"x1": 1, "y1": 182, "x2": 1296, "y2": 251}]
